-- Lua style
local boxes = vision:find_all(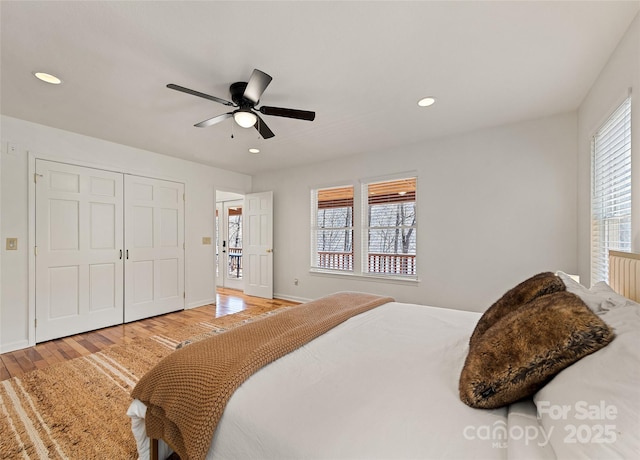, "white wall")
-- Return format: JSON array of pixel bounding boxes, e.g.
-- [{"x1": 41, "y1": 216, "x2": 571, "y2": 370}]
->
[
  {"x1": 253, "y1": 112, "x2": 578, "y2": 312},
  {"x1": 0, "y1": 115, "x2": 252, "y2": 352},
  {"x1": 577, "y1": 13, "x2": 640, "y2": 284}
]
